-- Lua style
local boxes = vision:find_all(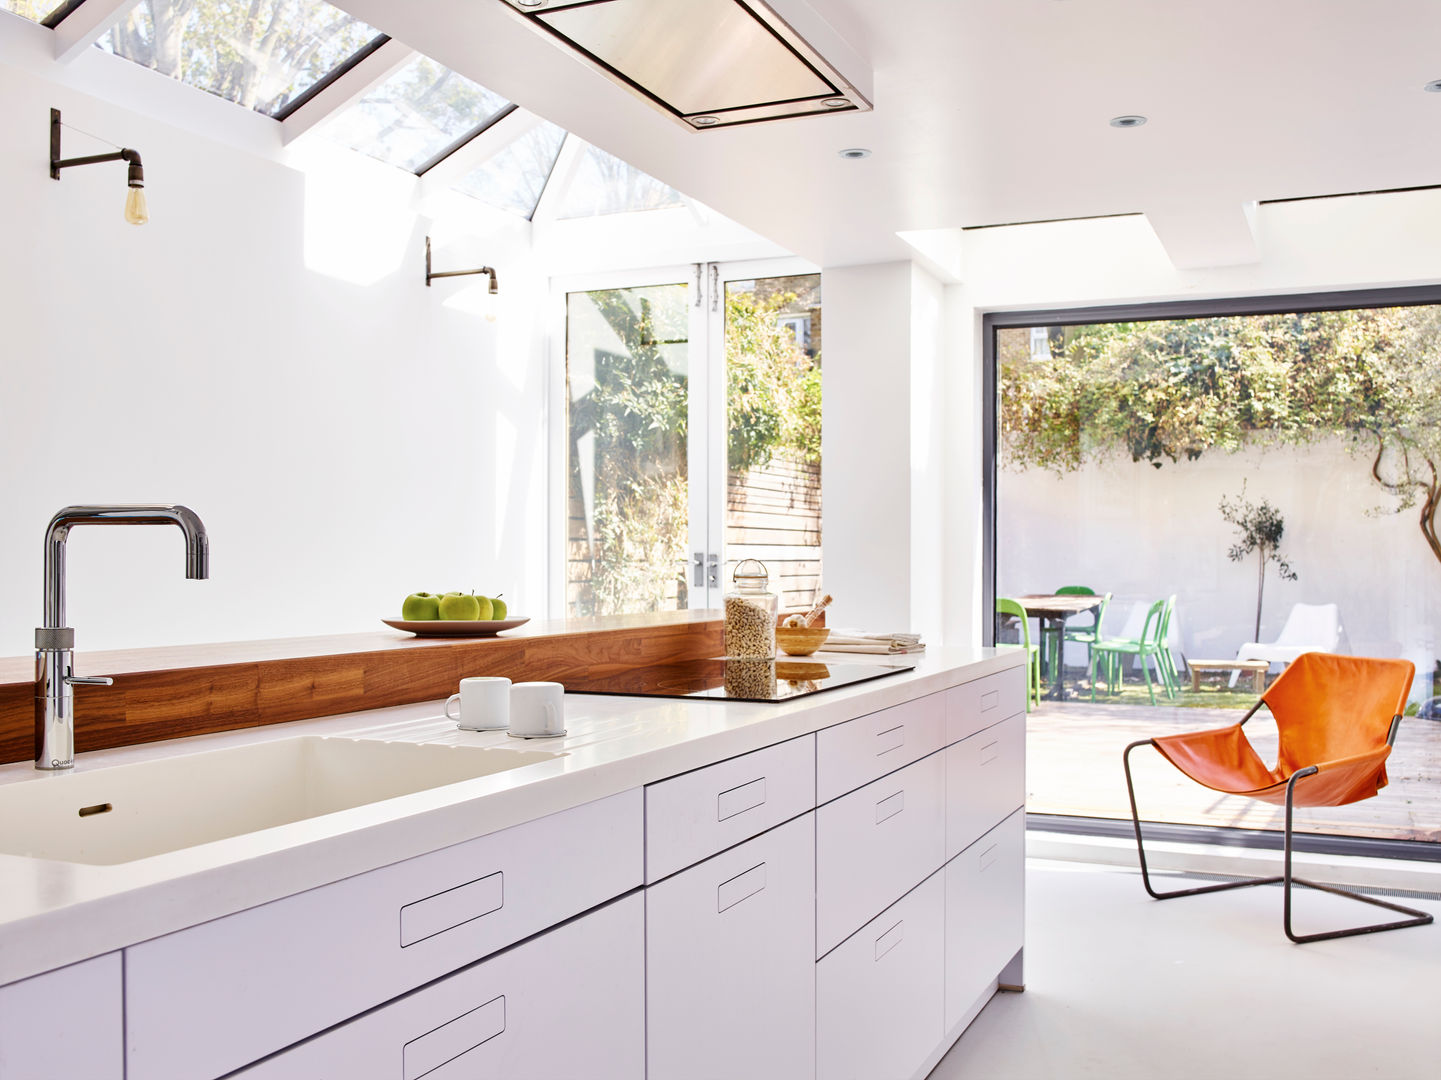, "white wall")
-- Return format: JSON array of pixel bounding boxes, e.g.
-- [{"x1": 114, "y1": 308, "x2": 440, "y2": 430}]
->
[
  {"x1": 998, "y1": 441, "x2": 1440, "y2": 694},
  {"x1": 0, "y1": 32, "x2": 550, "y2": 652}
]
